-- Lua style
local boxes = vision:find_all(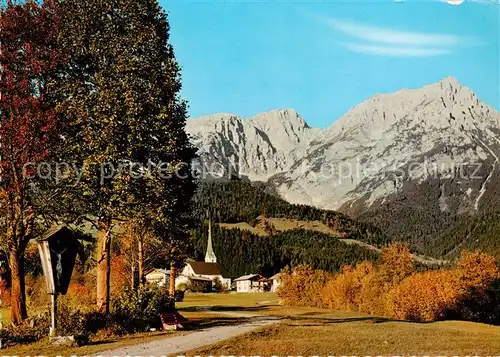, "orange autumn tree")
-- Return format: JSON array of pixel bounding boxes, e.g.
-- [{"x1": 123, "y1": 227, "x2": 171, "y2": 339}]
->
[
  {"x1": 456, "y1": 250, "x2": 499, "y2": 292},
  {"x1": 385, "y1": 269, "x2": 459, "y2": 321},
  {"x1": 279, "y1": 243, "x2": 500, "y2": 323},
  {"x1": 378, "y1": 243, "x2": 414, "y2": 286},
  {"x1": 322, "y1": 261, "x2": 375, "y2": 311},
  {"x1": 277, "y1": 265, "x2": 329, "y2": 307}
]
